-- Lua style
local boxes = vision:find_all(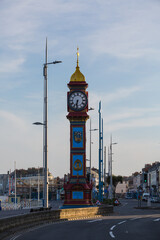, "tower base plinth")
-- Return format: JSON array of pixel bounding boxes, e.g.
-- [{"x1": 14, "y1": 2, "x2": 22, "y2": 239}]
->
[{"x1": 63, "y1": 179, "x2": 93, "y2": 208}]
